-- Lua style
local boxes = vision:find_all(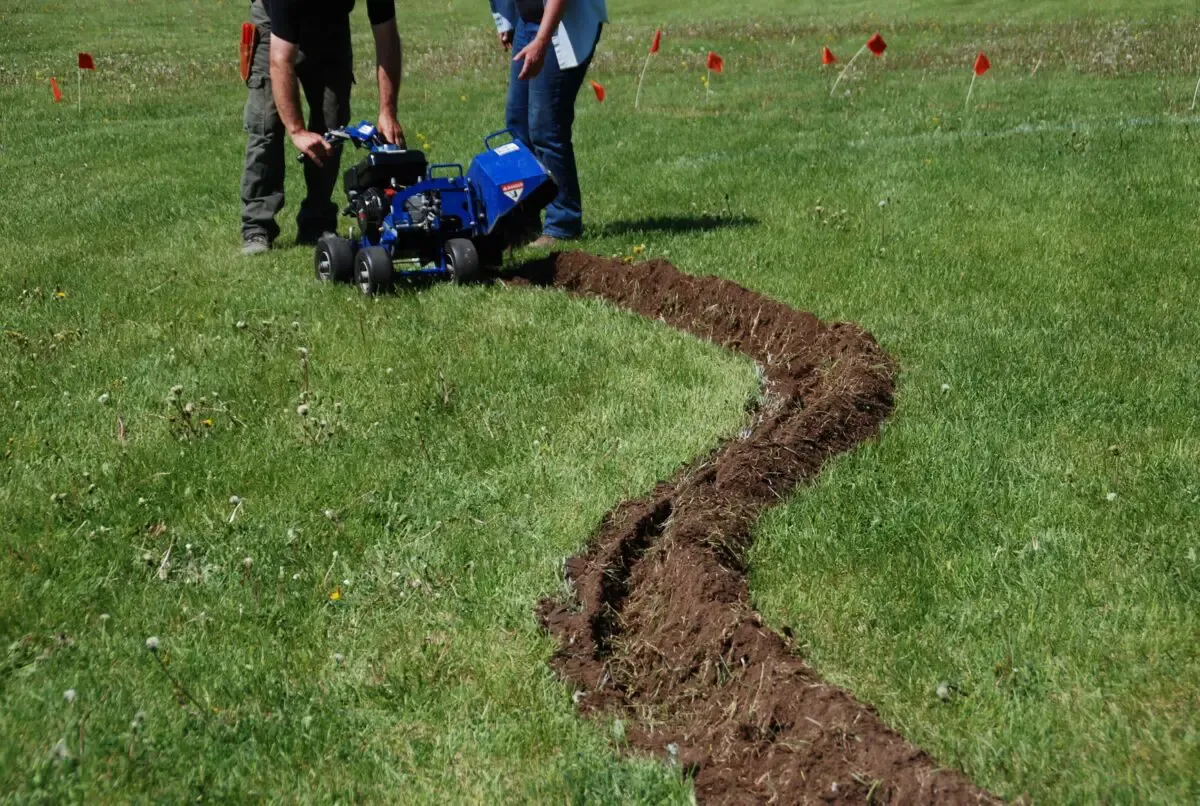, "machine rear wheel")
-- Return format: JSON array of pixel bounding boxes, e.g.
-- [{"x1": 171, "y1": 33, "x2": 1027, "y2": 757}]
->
[
  {"x1": 355, "y1": 246, "x2": 394, "y2": 295},
  {"x1": 445, "y1": 238, "x2": 481, "y2": 285},
  {"x1": 315, "y1": 235, "x2": 355, "y2": 283}
]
